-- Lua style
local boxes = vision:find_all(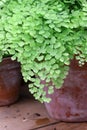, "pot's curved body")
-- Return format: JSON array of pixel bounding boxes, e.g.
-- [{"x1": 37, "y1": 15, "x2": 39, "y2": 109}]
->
[
  {"x1": 45, "y1": 60, "x2": 87, "y2": 122},
  {"x1": 0, "y1": 57, "x2": 23, "y2": 106}
]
